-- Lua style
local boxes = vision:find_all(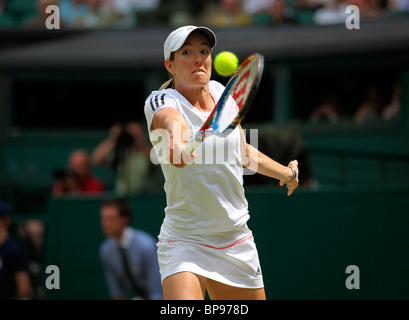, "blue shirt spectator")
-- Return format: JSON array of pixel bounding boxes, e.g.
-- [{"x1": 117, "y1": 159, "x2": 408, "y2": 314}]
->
[
  {"x1": 99, "y1": 198, "x2": 162, "y2": 300},
  {"x1": 60, "y1": 0, "x2": 90, "y2": 28}
]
